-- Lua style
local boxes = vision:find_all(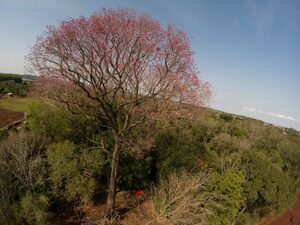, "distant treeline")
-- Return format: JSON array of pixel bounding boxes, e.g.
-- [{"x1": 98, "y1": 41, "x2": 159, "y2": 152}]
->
[
  {"x1": 0, "y1": 73, "x2": 23, "y2": 83},
  {"x1": 0, "y1": 73, "x2": 36, "y2": 82},
  {"x1": 0, "y1": 73, "x2": 36, "y2": 96}
]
